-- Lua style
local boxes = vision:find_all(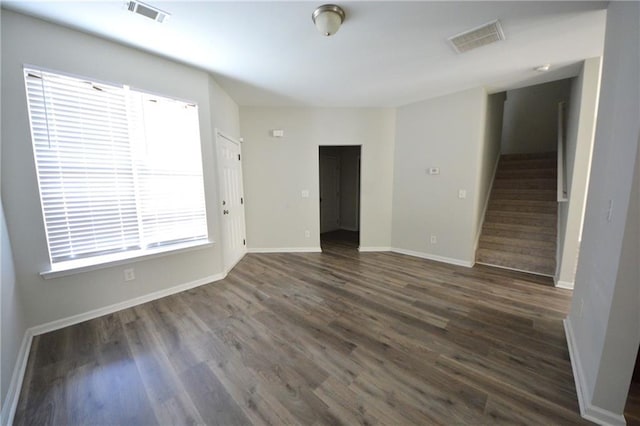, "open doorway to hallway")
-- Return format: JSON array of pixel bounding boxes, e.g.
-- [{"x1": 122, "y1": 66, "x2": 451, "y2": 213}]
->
[{"x1": 319, "y1": 146, "x2": 361, "y2": 251}]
